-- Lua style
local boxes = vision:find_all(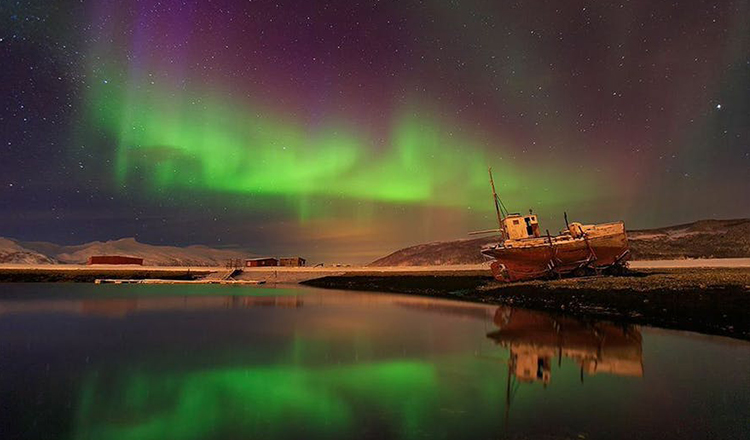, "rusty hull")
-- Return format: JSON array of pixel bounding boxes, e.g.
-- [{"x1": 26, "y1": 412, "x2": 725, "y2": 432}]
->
[{"x1": 482, "y1": 221, "x2": 629, "y2": 282}]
